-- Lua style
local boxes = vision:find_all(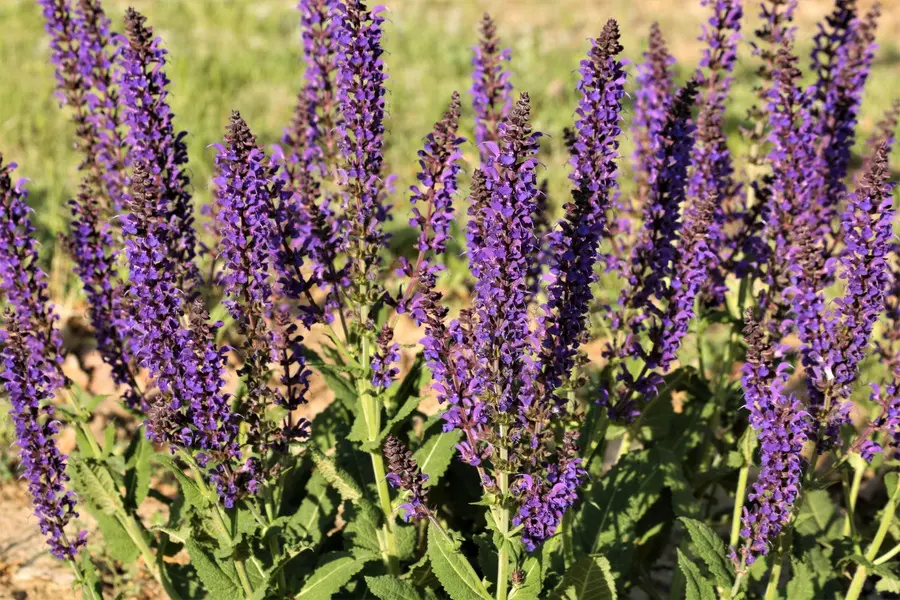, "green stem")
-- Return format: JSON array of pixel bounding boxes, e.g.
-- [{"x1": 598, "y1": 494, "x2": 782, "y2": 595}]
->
[
  {"x1": 178, "y1": 451, "x2": 254, "y2": 598},
  {"x1": 362, "y1": 390, "x2": 400, "y2": 574},
  {"x1": 264, "y1": 497, "x2": 288, "y2": 593},
  {"x1": 730, "y1": 431, "x2": 754, "y2": 549},
  {"x1": 497, "y1": 423, "x2": 510, "y2": 600},
  {"x1": 843, "y1": 458, "x2": 865, "y2": 539},
  {"x1": 763, "y1": 531, "x2": 790, "y2": 600},
  {"x1": 846, "y1": 475, "x2": 900, "y2": 600},
  {"x1": 874, "y1": 540, "x2": 900, "y2": 566},
  {"x1": 67, "y1": 558, "x2": 102, "y2": 600}
]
